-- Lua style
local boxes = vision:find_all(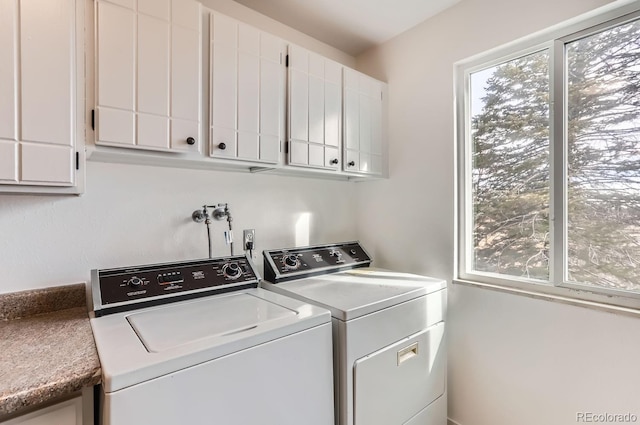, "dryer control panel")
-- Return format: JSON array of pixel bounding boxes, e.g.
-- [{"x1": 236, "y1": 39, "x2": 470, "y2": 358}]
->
[
  {"x1": 91, "y1": 255, "x2": 259, "y2": 316},
  {"x1": 263, "y1": 241, "x2": 372, "y2": 283}
]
